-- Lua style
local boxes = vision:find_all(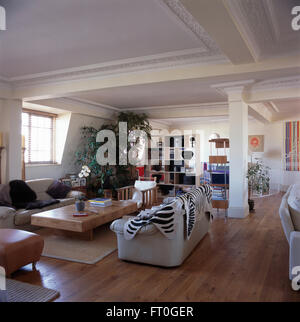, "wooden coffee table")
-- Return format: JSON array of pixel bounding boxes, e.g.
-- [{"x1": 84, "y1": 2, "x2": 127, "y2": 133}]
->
[{"x1": 31, "y1": 200, "x2": 137, "y2": 240}]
